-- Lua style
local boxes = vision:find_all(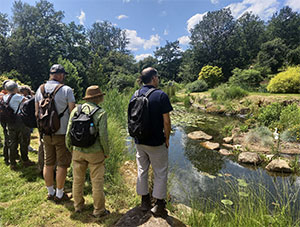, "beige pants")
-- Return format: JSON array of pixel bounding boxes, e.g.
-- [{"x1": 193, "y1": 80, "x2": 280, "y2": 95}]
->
[{"x1": 72, "y1": 150, "x2": 105, "y2": 215}]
